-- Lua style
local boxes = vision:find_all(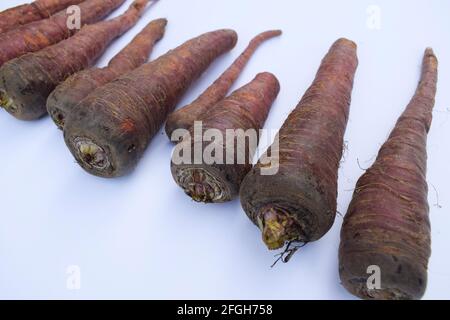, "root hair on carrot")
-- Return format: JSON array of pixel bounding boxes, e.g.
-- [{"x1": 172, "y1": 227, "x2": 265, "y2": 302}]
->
[{"x1": 271, "y1": 241, "x2": 308, "y2": 268}]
